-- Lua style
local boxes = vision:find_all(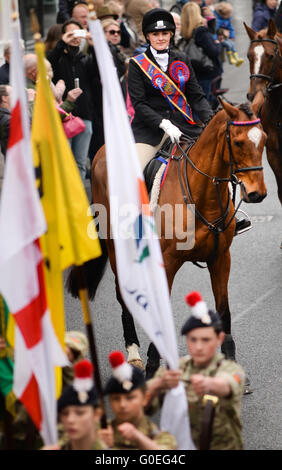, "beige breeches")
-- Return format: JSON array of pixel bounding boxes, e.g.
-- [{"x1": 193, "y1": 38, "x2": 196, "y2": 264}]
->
[{"x1": 136, "y1": 134, "x2": 168, "y2": 171}]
